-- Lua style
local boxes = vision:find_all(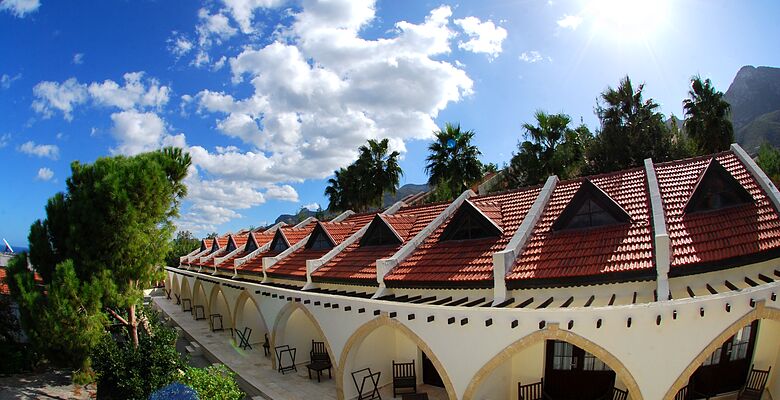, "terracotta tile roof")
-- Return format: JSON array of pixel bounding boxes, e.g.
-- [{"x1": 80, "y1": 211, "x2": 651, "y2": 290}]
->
[
  {"x1": 267, "y1": 213, "x2": 376, "y2": 280},
  {"x1": 231, "y1": 234, "x2": 248, "y2": 248},
  {"x1": 312, "y1": 202, "x2": 450, "y2": 284},
  {"x1": 383, "y1": 188, "x2": 542, "y2": 287},
  {"x1": 655, "y1": 151, "x2": 780, "y2": 274},
  {"x1": 215, "y1": 236, "x2": 229, "y2": 248},
  {"x1": 236, "y1": 224, "x2": 316, "y2": 276},
  {"x1": 508, "y1": 168, "x2": 654, "y2": 286}
]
